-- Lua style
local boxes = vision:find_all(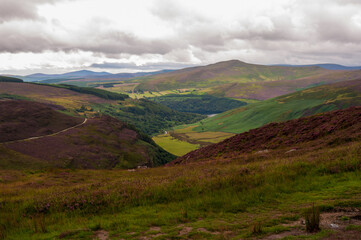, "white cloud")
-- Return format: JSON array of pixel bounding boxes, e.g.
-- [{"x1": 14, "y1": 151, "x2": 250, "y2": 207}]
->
[{"x1": 1, "y1": 0, "x2": 361, "y2": 74}]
